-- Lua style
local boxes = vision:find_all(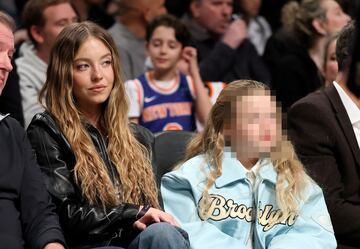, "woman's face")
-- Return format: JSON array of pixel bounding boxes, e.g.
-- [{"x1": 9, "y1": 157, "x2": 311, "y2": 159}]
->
[
  {"x1": 324, "y1": 39, "x2": 338, "y2": 85},
  {"x1": 224, "y1": 89, "x2": 280, "y2": 157},
  {"x1": 322, "y1": 0, "x2": 350, "y2": 34},
  {"x1": 72, "y1": 37, "x2": 114, "y2": 111}
]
